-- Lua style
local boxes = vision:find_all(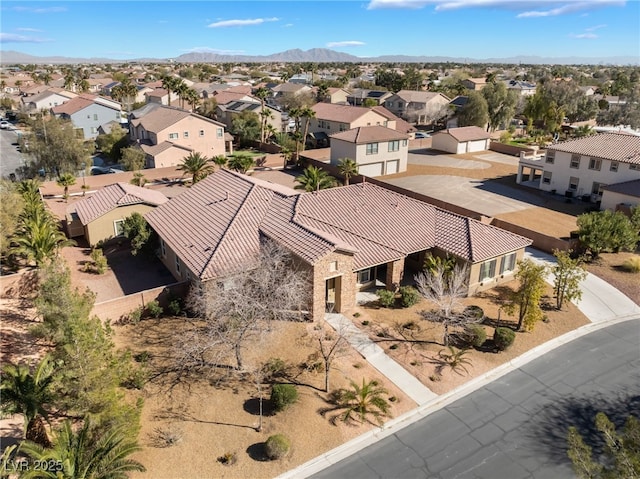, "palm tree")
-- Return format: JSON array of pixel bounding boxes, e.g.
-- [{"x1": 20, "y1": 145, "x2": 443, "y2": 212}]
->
[
  {"x1": 288, "y1": 107, "x2": 303, "y2": 158},
  {"x1": 340, "y1": 378, "x2": 391, "y2": 426},
  {"x1": 174, "y1": 79, "x2": 189, "y2": 109},
  {"x1": 300, "y1": 106, "x2": 316, "y2": 153},
  {"x1": 574, "y1": 125, "x2": 595, "y2": 138},
  {"x1": 177, "y1": 152, "x2": 213, "y2": 184},
  {"x1": 255, "y1": 87, "x2": 270, "y2": 143},
  {"x1": 56, "y1": 173, "x2": 76, "y2": 202},
  {"x1": 294, "y1": 166, "x2": 337, "y2": 192},
  {"x1": 227, "y1": 153, "x2": 254, "y2": 174},
  {"x1": 212, "y1": 154, "x2": 228, "y2": 170},
  {"x1": 161, "y1": 75, "x2": 179, "y2": 106},
  {"x1": 12, "y1": 209, "x2": 74, "y2": 266},
  {"x1": 19, "y1": 417, "x2": 146, "y2": 478},
  {"x1": 337, "y1": 158, "x2": 358, "y2": 186},
  {"x1": 185, "y1": 87, "x2": 200, "y2": 111},
  {"x1": 0, "y1": 356, "x2": 55, "y2": 447}
]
